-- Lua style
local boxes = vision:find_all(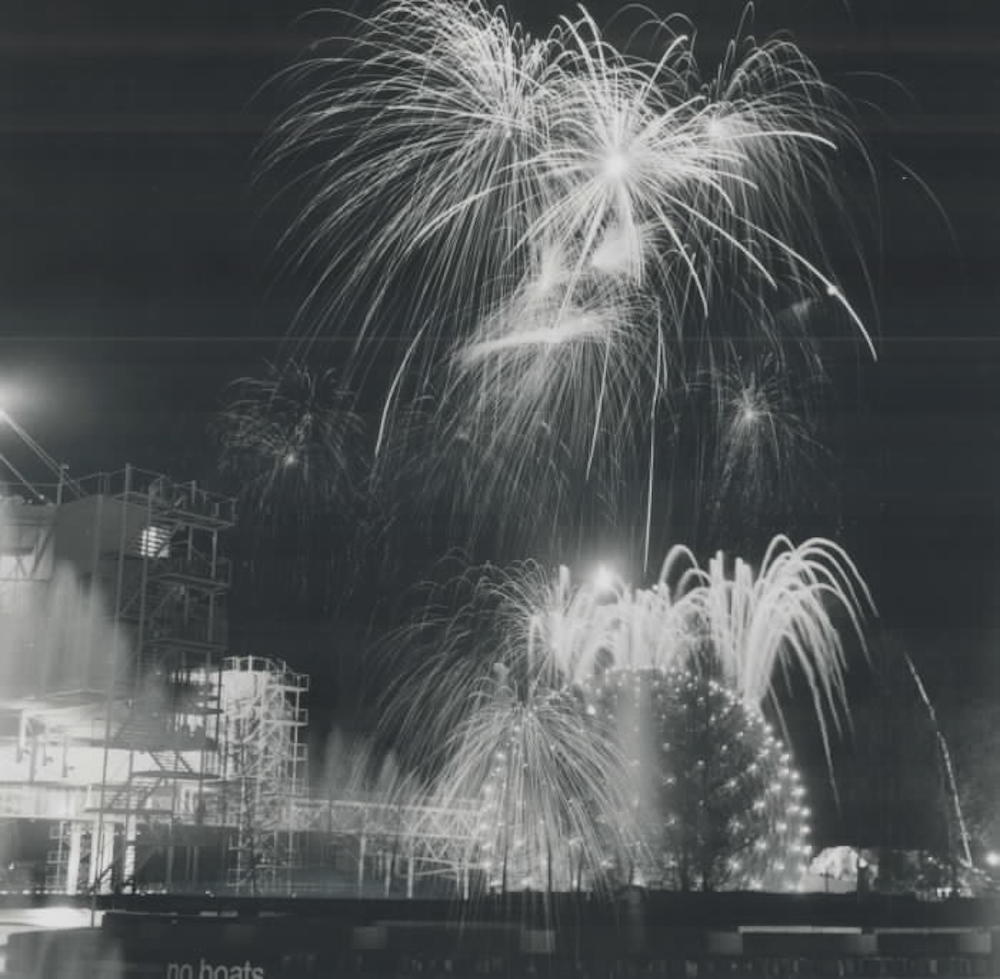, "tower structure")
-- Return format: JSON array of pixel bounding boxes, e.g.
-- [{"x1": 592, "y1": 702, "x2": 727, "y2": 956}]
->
[
  {"x1": 76, "y1": 466, "x2": 237, "y2": 891},
  {"x1": 0, "y1": 430, "x2": 237, "y2": 893},
  {"x1": 218, "y1": 656, "x2": 308, "y2": 895}
]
